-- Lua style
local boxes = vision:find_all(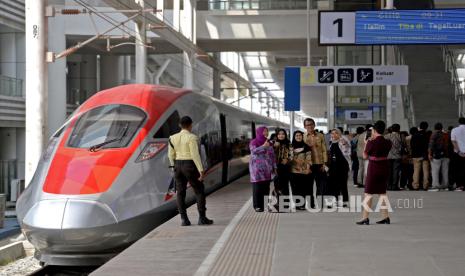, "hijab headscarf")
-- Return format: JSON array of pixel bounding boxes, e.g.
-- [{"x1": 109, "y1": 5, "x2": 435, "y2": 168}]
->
[
  {"x1": 251, "y1": 126, "x2": 268, "y2": 147},
  {"x1": 292, "y1": 130, "x2": 311, "y2": 152},
  {"x1": 275, "y1": 128, "x2": 290, "y2": 146}
]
